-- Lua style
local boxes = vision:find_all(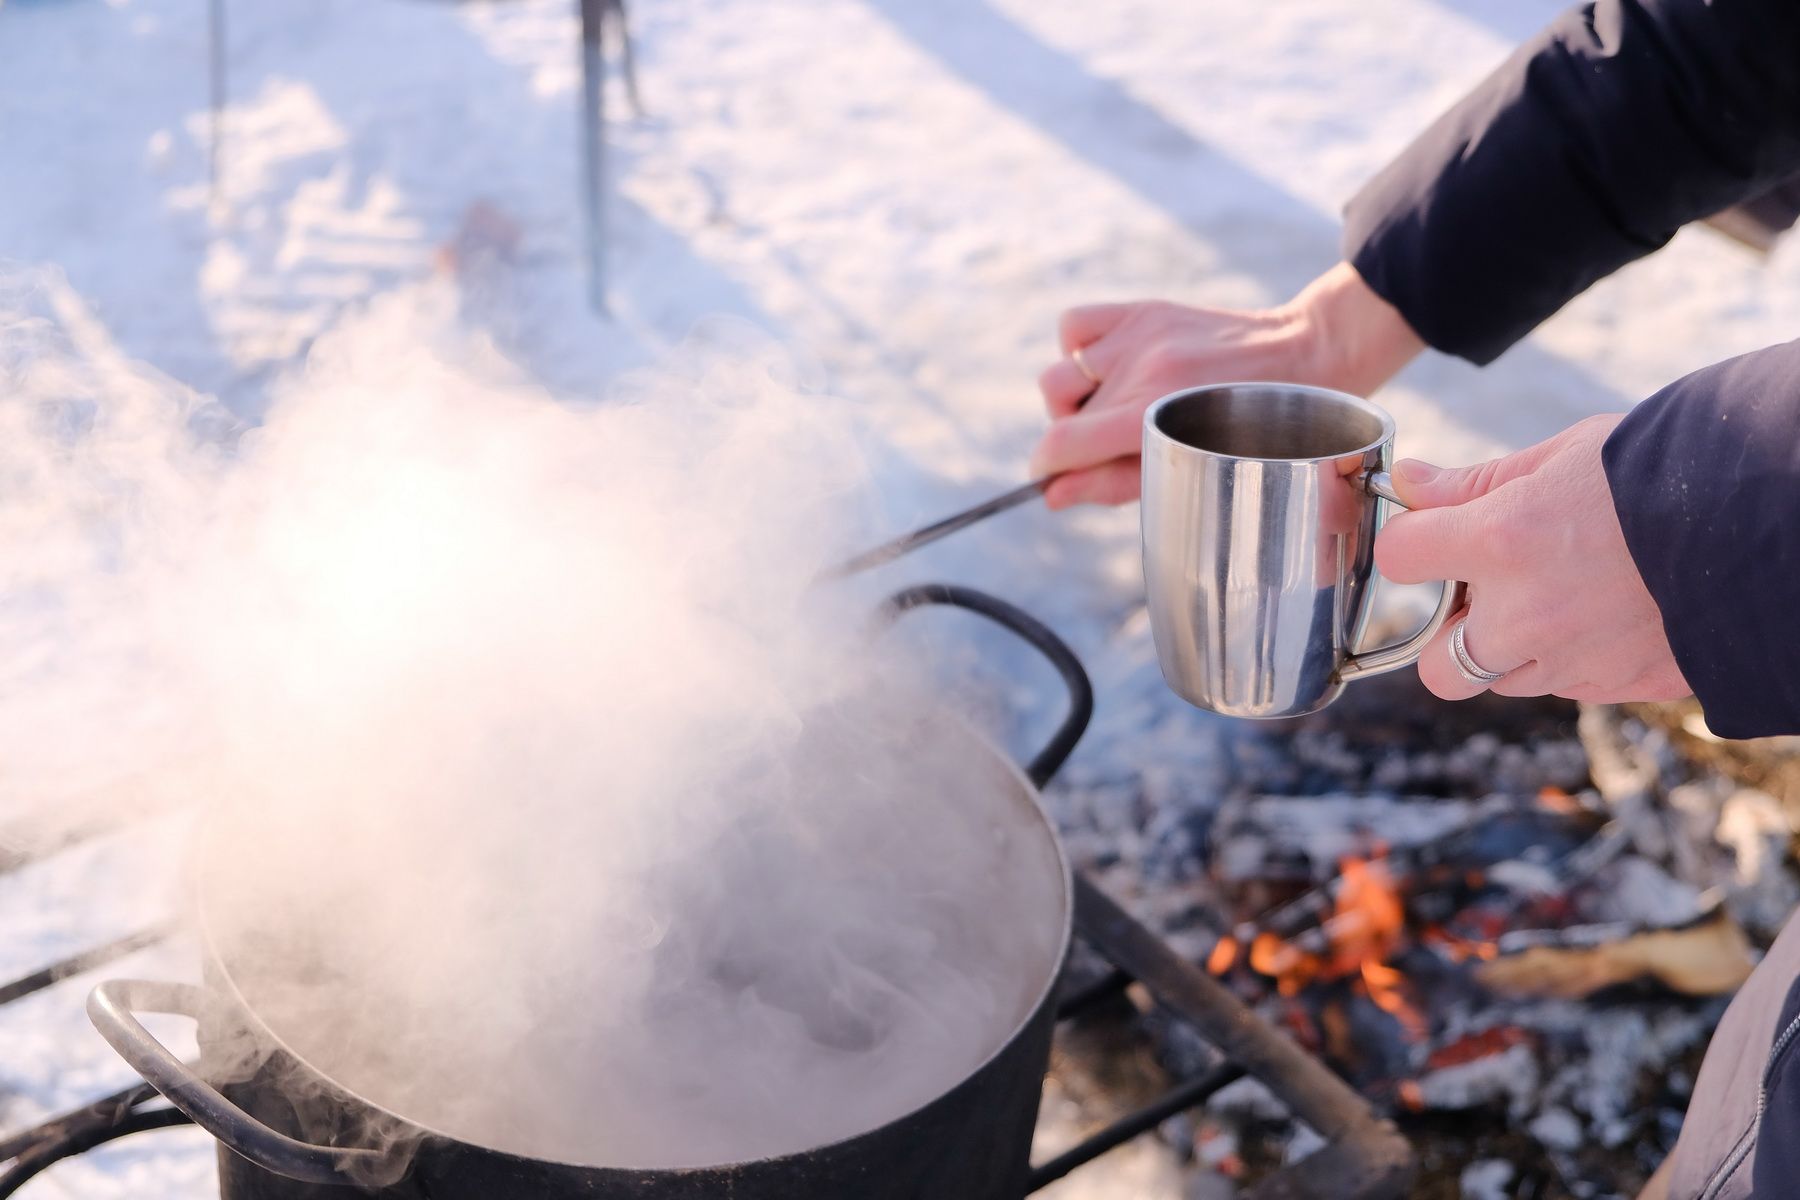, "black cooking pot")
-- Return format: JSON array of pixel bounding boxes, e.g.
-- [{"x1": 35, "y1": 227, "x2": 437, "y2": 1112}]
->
[{"x1": 89, "y1": 585, "x2": 1093, "y2": 1200}]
